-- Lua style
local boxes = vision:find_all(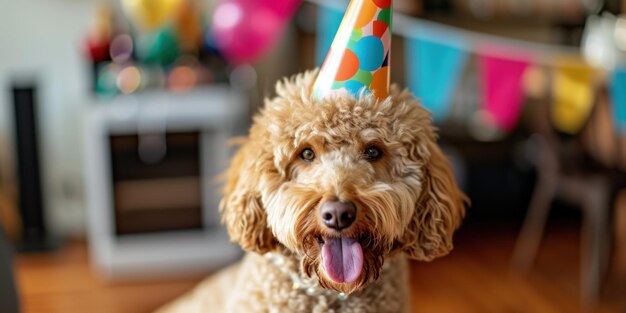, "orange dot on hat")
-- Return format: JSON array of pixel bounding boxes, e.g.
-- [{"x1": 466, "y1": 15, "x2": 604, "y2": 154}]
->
[
  {"x1": 374, "y1": 0, "x2": 392, "y2": 8},
  {"x1": 335, "y1": 49, "x2": 360, "y2": 81},
  {"x1": 354, "y1": 0, "x2": 378, "y2": 28},
  {"x1": 371, "y1": 66, "x2": 389, "y2": 98}
]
